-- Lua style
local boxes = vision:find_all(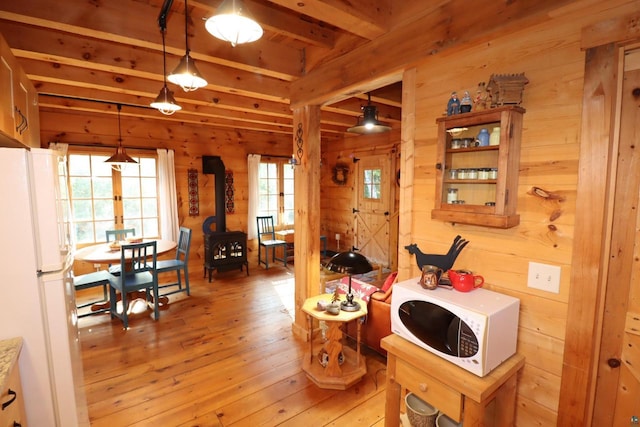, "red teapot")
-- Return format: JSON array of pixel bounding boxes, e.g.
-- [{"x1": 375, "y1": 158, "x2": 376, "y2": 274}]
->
[{"x1": 448, "y1": 269, "x2": 484, "y2": 292}]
